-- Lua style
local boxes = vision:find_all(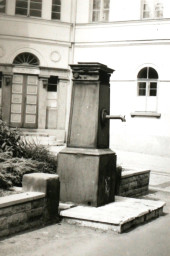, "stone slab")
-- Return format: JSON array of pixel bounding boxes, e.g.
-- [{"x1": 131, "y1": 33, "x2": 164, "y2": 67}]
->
[
  {"x1": 121, "y1": 169, "x2": 150, "y2": 178},
  {"x1": 60, "y1": 196, "x2": 165, "y2": 233},
  {"x1": 0, "y1": 192, "x2": 45, "y2": 209},
  {"x1": 23, "y1": 173, "x2": 59, "y2": 194}
]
